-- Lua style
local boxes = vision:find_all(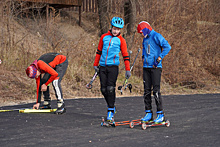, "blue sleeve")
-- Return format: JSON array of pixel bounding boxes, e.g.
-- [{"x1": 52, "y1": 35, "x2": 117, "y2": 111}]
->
[
  {"x1": 155, "y1": 34, "x2": 171, "y2": 59},
  {"x1": 142, "y1": 41, "x2": 145, "y2": 59}
]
